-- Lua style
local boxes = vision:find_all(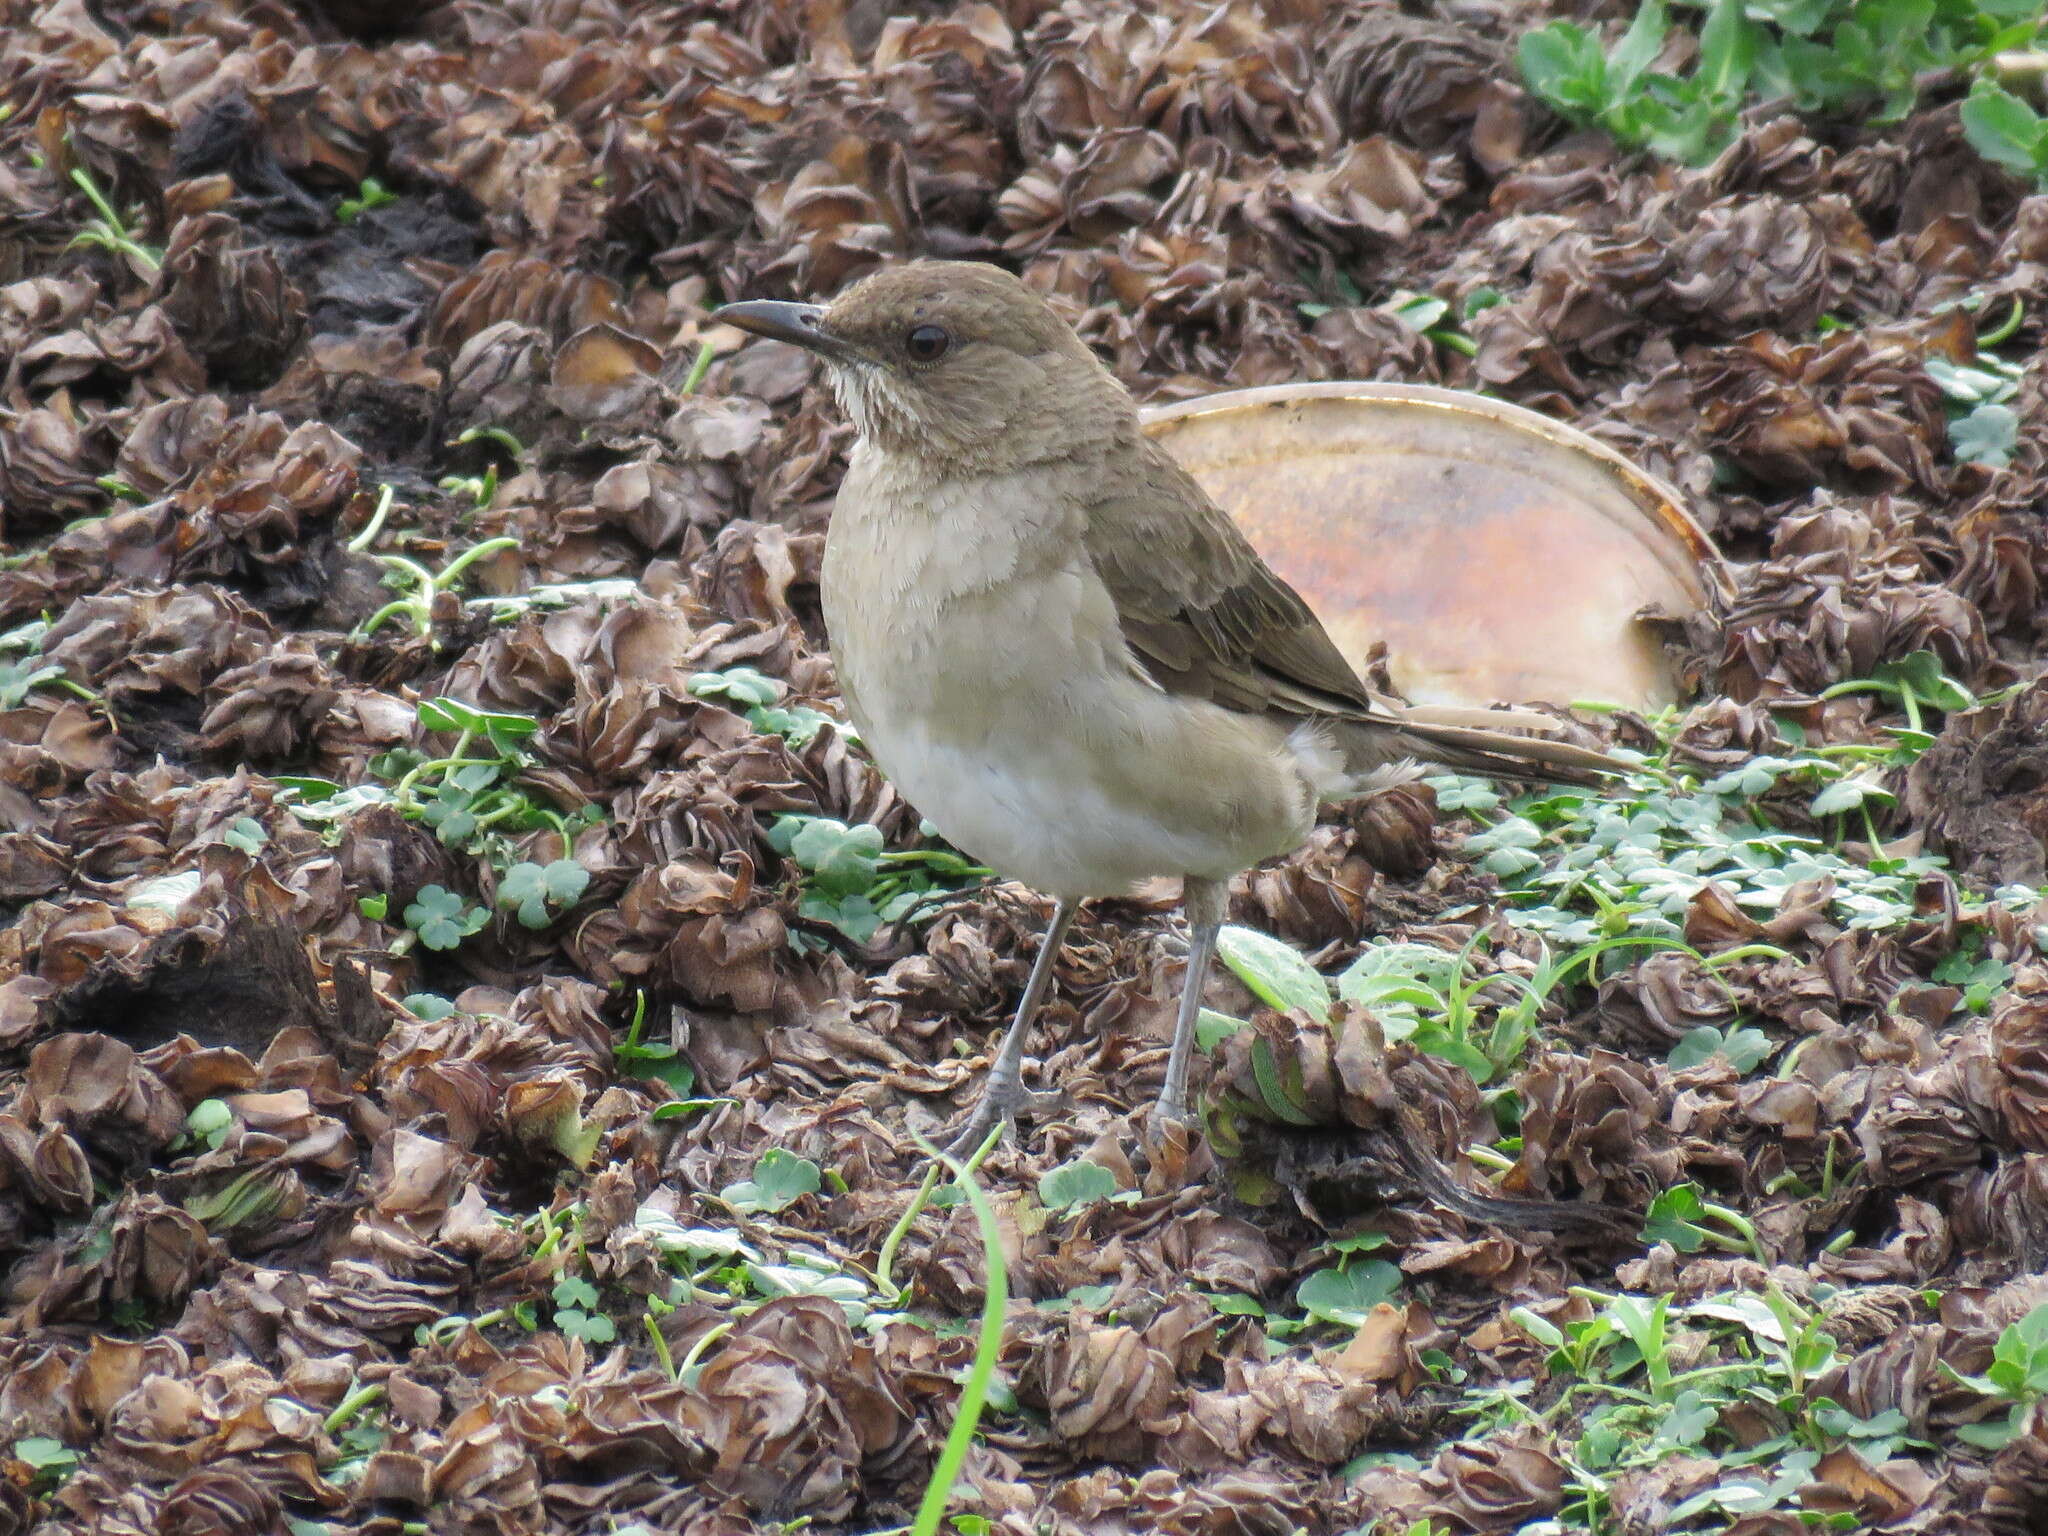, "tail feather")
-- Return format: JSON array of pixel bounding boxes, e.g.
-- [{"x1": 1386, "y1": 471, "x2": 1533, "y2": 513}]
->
[{"x1": 1328, "y1": 712, "x2": 1625, "y2": 791}]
